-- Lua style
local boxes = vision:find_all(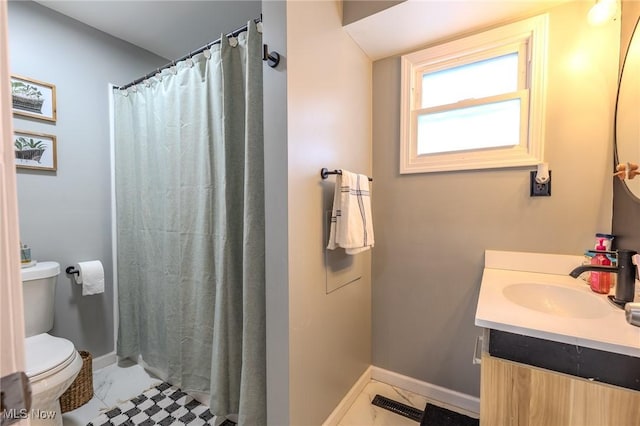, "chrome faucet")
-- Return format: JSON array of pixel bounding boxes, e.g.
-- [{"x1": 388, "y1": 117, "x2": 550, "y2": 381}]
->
[{"x1": 569, "y1": 249, "x2": 638, "y2": 309}]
